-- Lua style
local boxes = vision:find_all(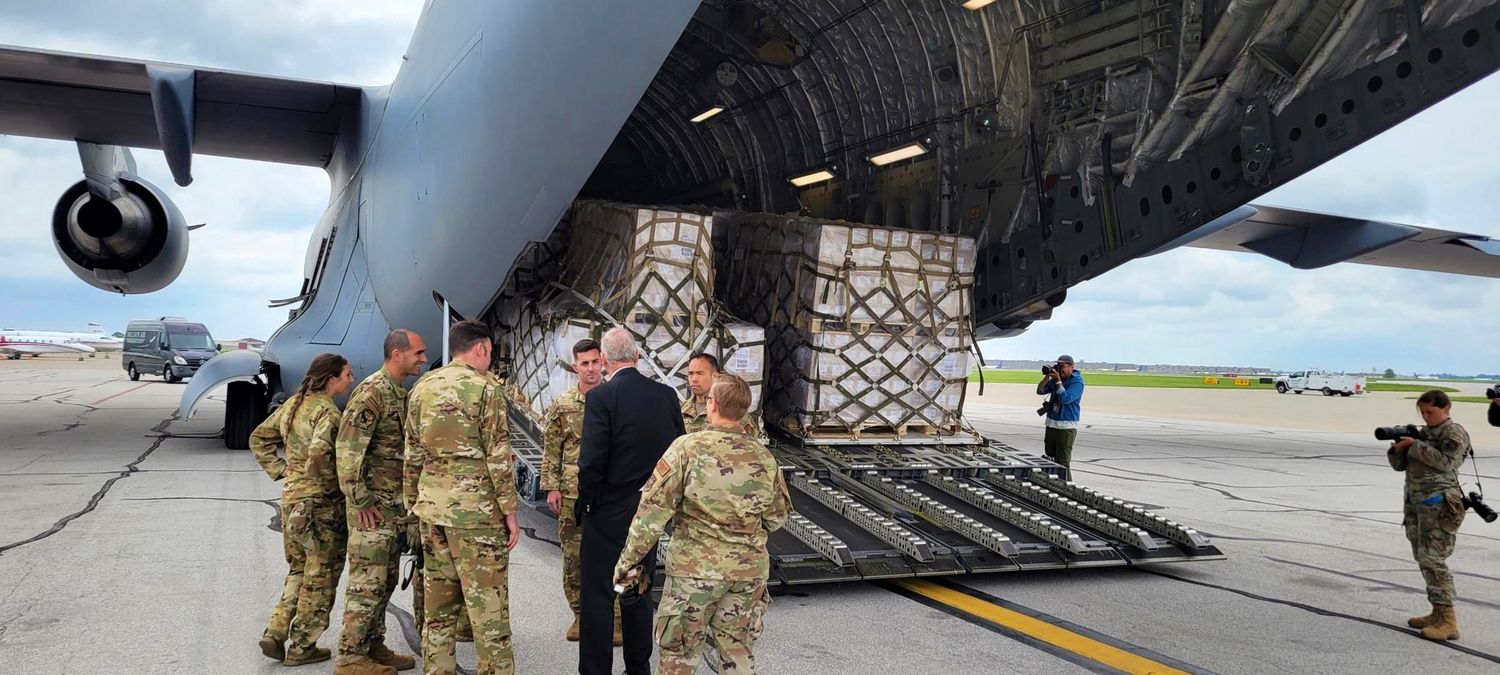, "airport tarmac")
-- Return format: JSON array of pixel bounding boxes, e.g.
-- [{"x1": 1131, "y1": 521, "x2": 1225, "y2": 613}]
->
[{"x1": 3, "y1": 358, "x2": 1499, "y2": 674}]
